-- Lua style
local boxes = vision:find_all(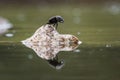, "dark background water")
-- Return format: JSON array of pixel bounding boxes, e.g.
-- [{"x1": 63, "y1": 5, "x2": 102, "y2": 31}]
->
[{"x1": 0, "y1": 0, "x2": 119, "y2": 4}]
